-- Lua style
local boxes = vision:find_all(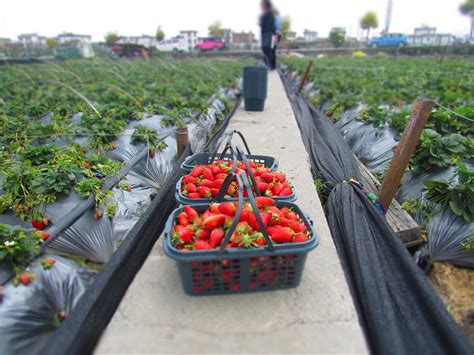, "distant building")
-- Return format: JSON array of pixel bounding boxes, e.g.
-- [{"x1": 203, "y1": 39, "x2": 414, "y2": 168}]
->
[
  {"x1": 303, "y1": 30, "x2": 318, "y2": 42},
  {"x1": 120, "y1": 35, "x2": 158, "y2": 48},
  {"x1": 56, "y1": 32, "x2": 92, "y2": 44},
  {"x1": 18, "y1": 33, "x2": 46, "y2": 47},
  {"x1": 232, "y1": 31, "x2": 255, "y2": 44},
  {"x1": 408, "y1": 26, "x2": 454, "y2": 46},
  {"x1": 287, "y1": 31, "x2": 297, "y2": 41},
  {"x1": 0, "y1": 38, "x2": 11, "y2": 47},
  {"x1": 180, "y1": 30, "x2": 198, "y2": 51}
]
